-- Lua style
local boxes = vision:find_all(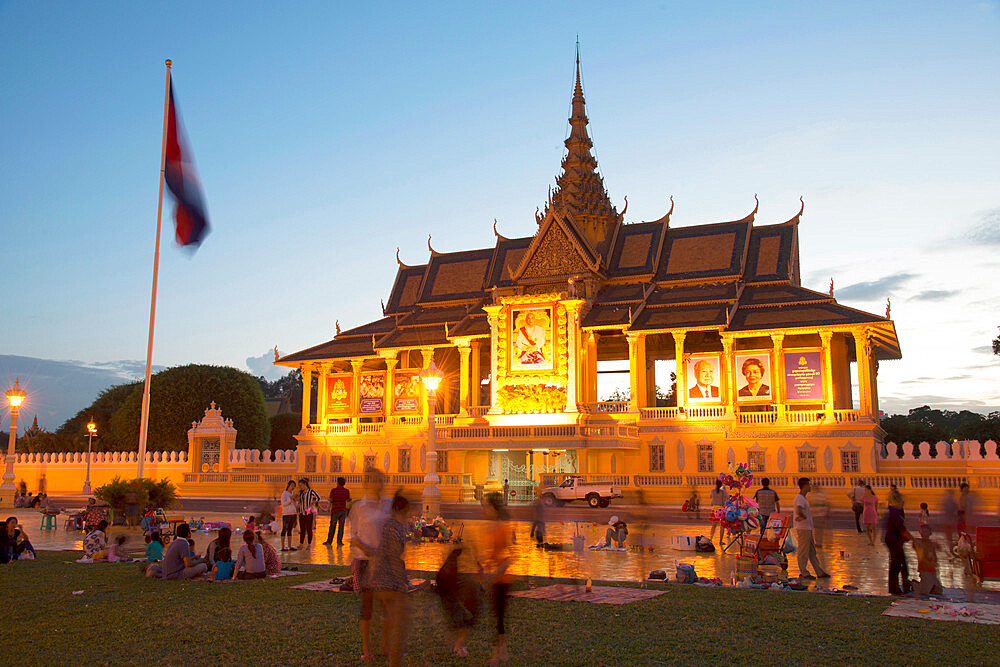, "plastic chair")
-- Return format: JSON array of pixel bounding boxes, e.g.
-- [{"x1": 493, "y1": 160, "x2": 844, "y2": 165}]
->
[{"x1": 40, "y1": 513, "x2": 58, "y2": 530}]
